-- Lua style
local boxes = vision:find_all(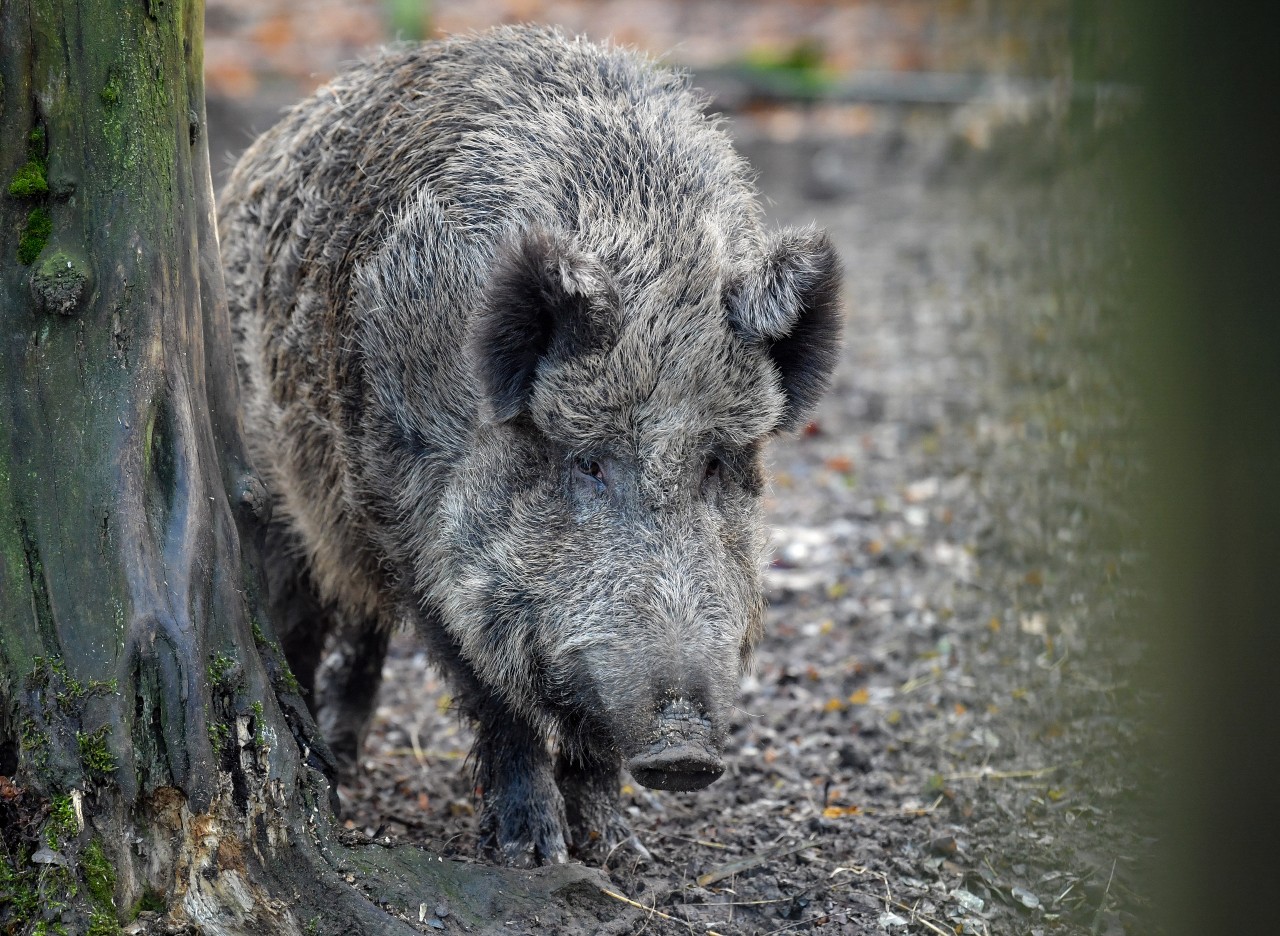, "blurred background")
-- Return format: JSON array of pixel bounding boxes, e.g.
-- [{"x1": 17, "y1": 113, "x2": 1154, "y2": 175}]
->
[{"x1": 204, "y1": 0, "x2": 1132, "y2": 187}]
